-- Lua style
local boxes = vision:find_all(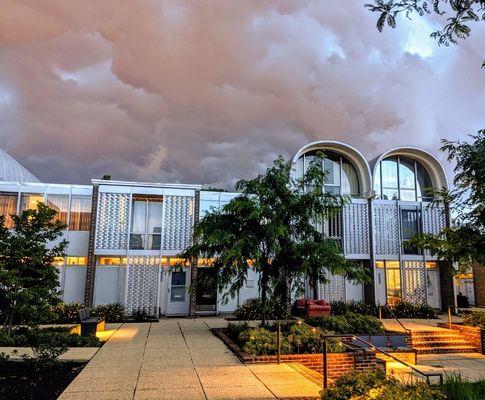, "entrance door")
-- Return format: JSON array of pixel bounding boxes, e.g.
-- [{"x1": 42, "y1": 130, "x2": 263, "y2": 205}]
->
[
  {"x1": 375, "y1": 262, "x2": 387, "y2": 306},
  {"x1": 195, "y1": 267, "x2": 217, "y2": 314},
  {"x1": 166, "y1": 269, "x2": 189, "y2": 315},
  {"x1": 427, "y1": 270, "x2": 441, "y2": 309}
]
